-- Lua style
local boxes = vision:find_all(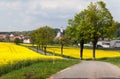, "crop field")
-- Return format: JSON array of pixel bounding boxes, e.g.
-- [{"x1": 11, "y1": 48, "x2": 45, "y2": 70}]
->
[
  {"x1": 0, "y1": 42, "x2": 62, "y2": 66},
  {"x1": 21, "y1": 44, "x2": 120, "y2": 59},
  {"x1": 47, "y1": 47, "x2": 120, "y2": 59}
]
